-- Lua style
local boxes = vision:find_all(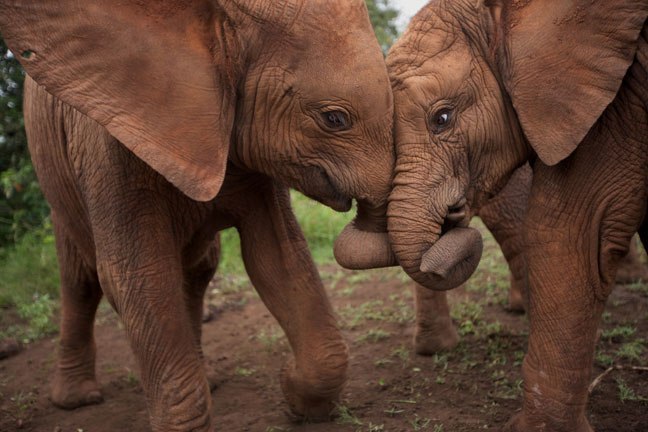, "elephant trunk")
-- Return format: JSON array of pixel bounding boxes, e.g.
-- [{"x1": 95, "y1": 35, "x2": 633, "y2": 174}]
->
[
  {"x1": 387, "y1": 147, "x2": 483, "y2": 291},
  {"x1": 334, "y1": 201, "x2": 397, "y2": 270}
]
